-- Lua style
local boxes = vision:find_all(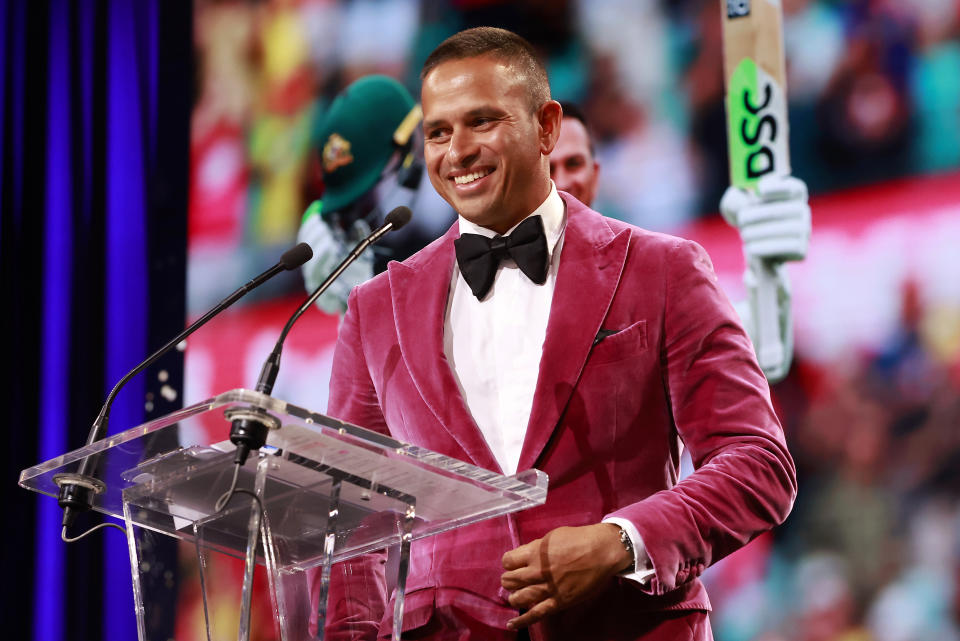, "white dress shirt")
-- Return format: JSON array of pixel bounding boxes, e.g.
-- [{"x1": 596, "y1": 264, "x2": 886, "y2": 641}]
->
[
  {"x1": 442, "y1": 181, "x2": 653, "y2": 582},
  {"x1": 443, "y1": 182, "x2": 565, "y2": 476}
]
